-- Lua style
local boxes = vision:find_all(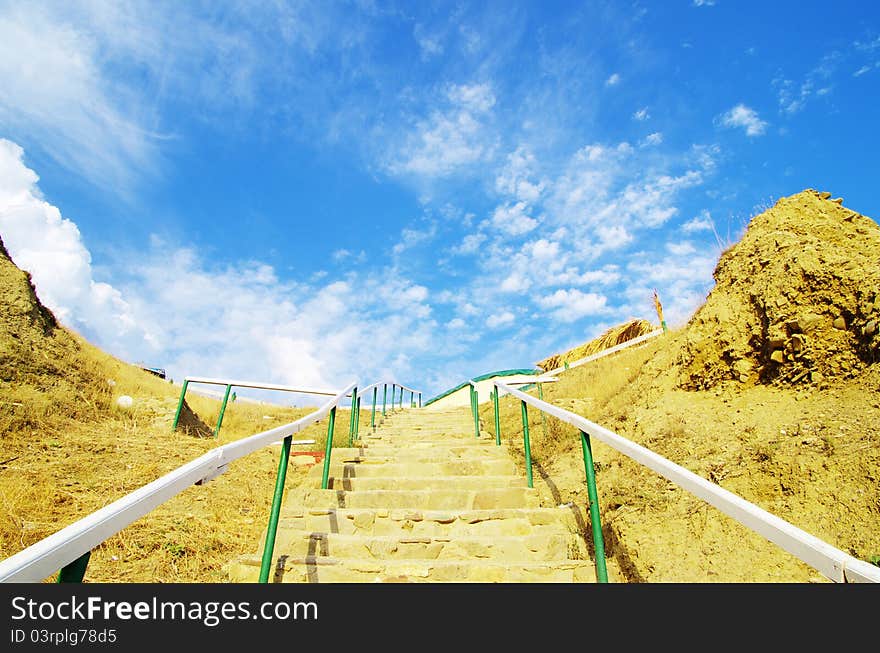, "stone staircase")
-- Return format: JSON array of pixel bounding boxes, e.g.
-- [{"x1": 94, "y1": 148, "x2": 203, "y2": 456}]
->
[{"x1": 228, "y1": 406, "x2": 613, "y2": 582}]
